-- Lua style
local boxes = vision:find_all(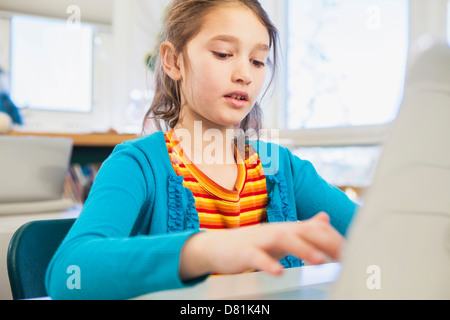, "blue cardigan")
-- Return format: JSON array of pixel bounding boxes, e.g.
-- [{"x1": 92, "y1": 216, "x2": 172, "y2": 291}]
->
[{"x1": 45, "y1": 132, "x2": 357, "y2": 300}]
